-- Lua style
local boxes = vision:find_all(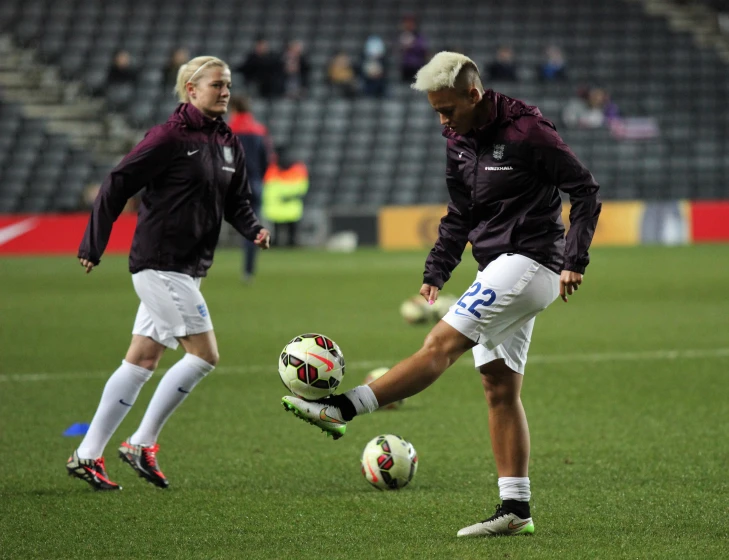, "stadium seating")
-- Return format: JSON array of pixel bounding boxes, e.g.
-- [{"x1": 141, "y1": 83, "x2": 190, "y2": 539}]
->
[{"x1": 0, "y1": 0, "x2": 727, "y2": 212}]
